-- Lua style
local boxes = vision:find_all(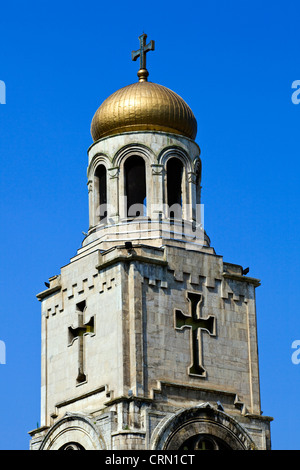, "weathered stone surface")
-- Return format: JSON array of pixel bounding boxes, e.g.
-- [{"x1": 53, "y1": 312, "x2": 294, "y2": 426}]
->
[{"x1": 30, "y1": 129, "x2": 272, "y2": 451}]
